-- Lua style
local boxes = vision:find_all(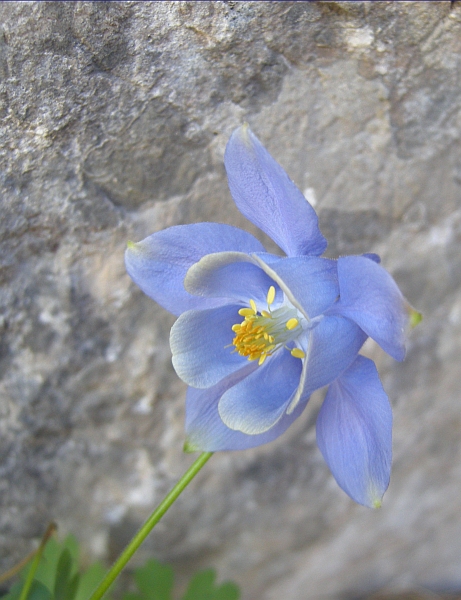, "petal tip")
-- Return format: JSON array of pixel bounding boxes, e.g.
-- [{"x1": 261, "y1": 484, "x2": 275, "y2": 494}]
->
[
  {"x1": 183, "y1": 439, "x2": 200, "y2": 453},
  {"x1": 234, "y1": 122, "x2": 253, "y2": 150},
  {"x1": 125, "y1": 239, "x2": 146, "y2": 260},
  {"x1": 409, "y1": 307, "x2": 423, "y2": 328}
]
